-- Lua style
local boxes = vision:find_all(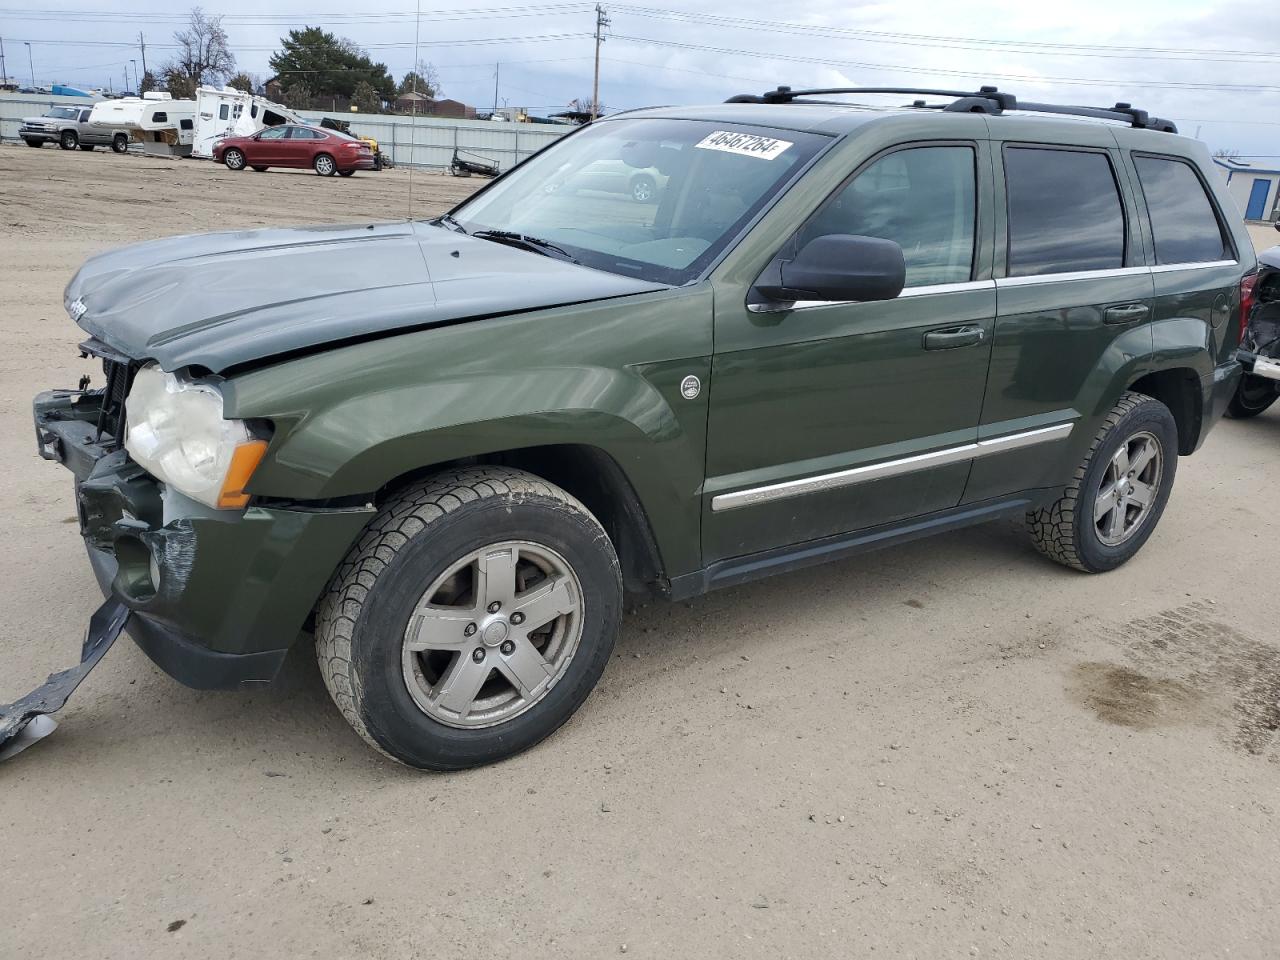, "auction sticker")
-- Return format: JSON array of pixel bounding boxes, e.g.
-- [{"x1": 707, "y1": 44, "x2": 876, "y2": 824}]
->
[{"x1": 694, "y1": 130, "x2": 793, "y2": 160}]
